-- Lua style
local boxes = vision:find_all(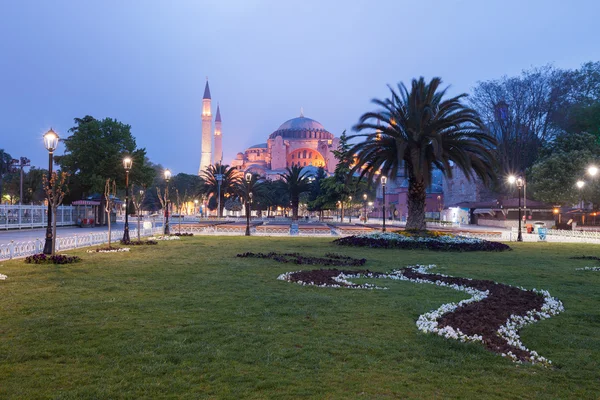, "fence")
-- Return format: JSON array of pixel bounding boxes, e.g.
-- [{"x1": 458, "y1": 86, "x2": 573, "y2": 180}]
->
[
  {"x1": 0, "y1": 227, "x2": 164, "y2": 260},
  {"x1": 0, "y1": 204, "x2": 77, "y2": 230}
]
